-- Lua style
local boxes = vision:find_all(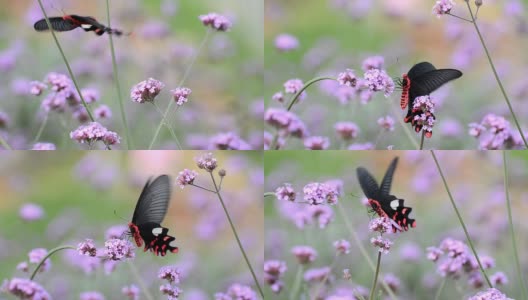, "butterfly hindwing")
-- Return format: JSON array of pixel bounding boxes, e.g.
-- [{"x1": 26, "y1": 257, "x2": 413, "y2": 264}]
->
[
  {"x1": 33, "y1": 17, "x2": 78, "y2": 32},
  {"x1": 380, "y1": 157, "x2": 398, "y2": 197}
]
